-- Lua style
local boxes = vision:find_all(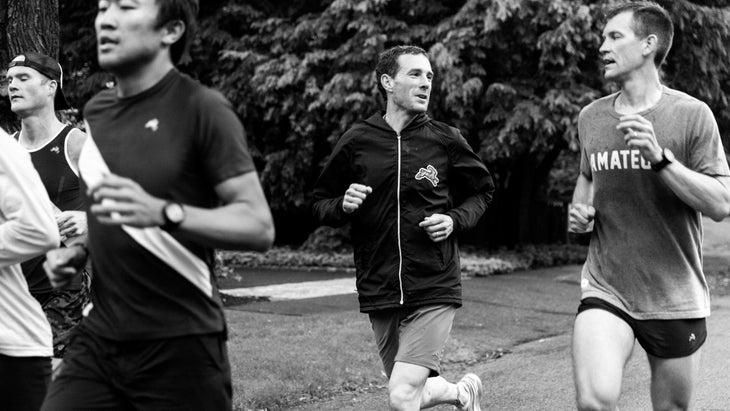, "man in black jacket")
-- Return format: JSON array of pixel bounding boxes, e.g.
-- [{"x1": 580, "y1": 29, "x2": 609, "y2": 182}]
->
[{"x1": 313, "y1": 45, "x2": 494, "y2": 411}]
